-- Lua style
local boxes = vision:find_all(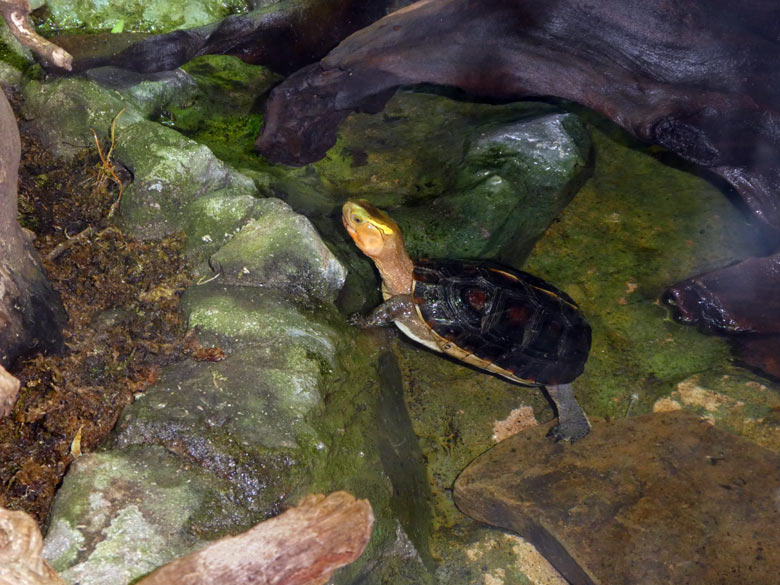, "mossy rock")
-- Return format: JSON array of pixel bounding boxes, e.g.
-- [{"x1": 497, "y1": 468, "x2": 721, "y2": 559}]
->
[{"x1": 36, "y1": 0, "x2": 249, "y2": 34}]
